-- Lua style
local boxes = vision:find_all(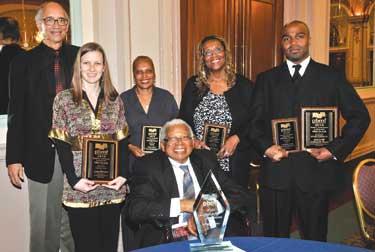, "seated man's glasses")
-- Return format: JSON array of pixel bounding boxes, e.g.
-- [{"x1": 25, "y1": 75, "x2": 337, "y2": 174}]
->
[{"x1": 164, "y1": 136, "x2": 192, "y2": 144}]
